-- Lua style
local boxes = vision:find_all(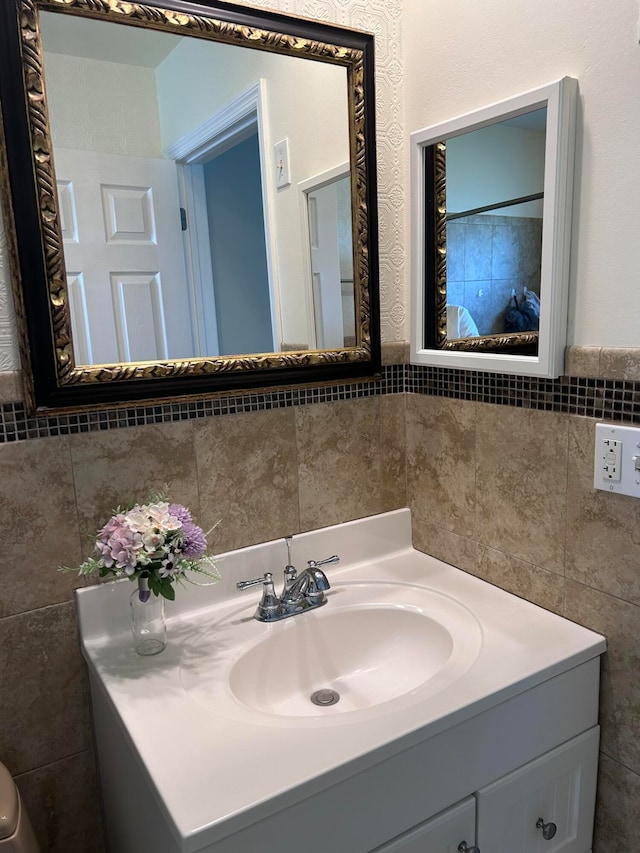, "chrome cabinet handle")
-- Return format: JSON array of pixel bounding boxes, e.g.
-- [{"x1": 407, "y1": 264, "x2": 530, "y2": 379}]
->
[
  {"x1": 457, "y1": 842, "x2": 480, "y2": 853},
  {"x1": 536, "y1": 817, "x2": 557, "y2": 840}
]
